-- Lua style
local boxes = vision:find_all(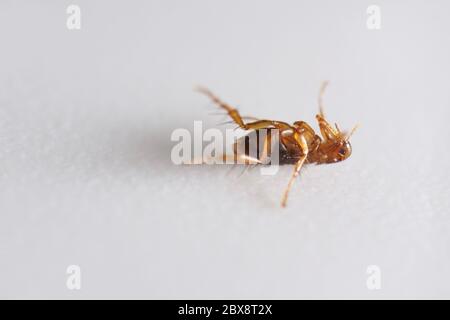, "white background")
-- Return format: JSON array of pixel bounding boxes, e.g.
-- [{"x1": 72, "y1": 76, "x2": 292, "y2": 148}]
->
[{"x1": 0, "y1": 0, "x2": 449, "y2": 298}]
